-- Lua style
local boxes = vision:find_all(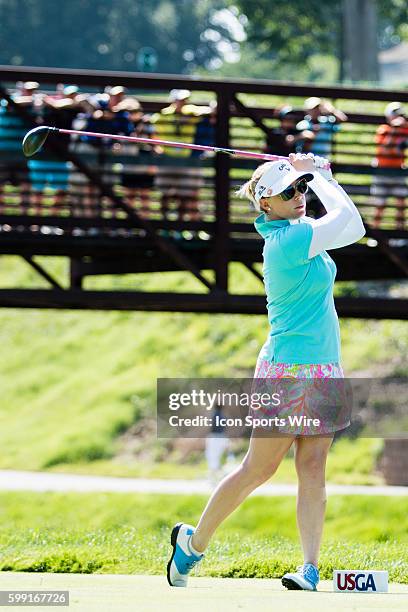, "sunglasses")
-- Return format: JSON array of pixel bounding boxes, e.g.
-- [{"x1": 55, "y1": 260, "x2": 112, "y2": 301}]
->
[{"x1": 278, "y1": 178, "x2": 309, "y2": 201}]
